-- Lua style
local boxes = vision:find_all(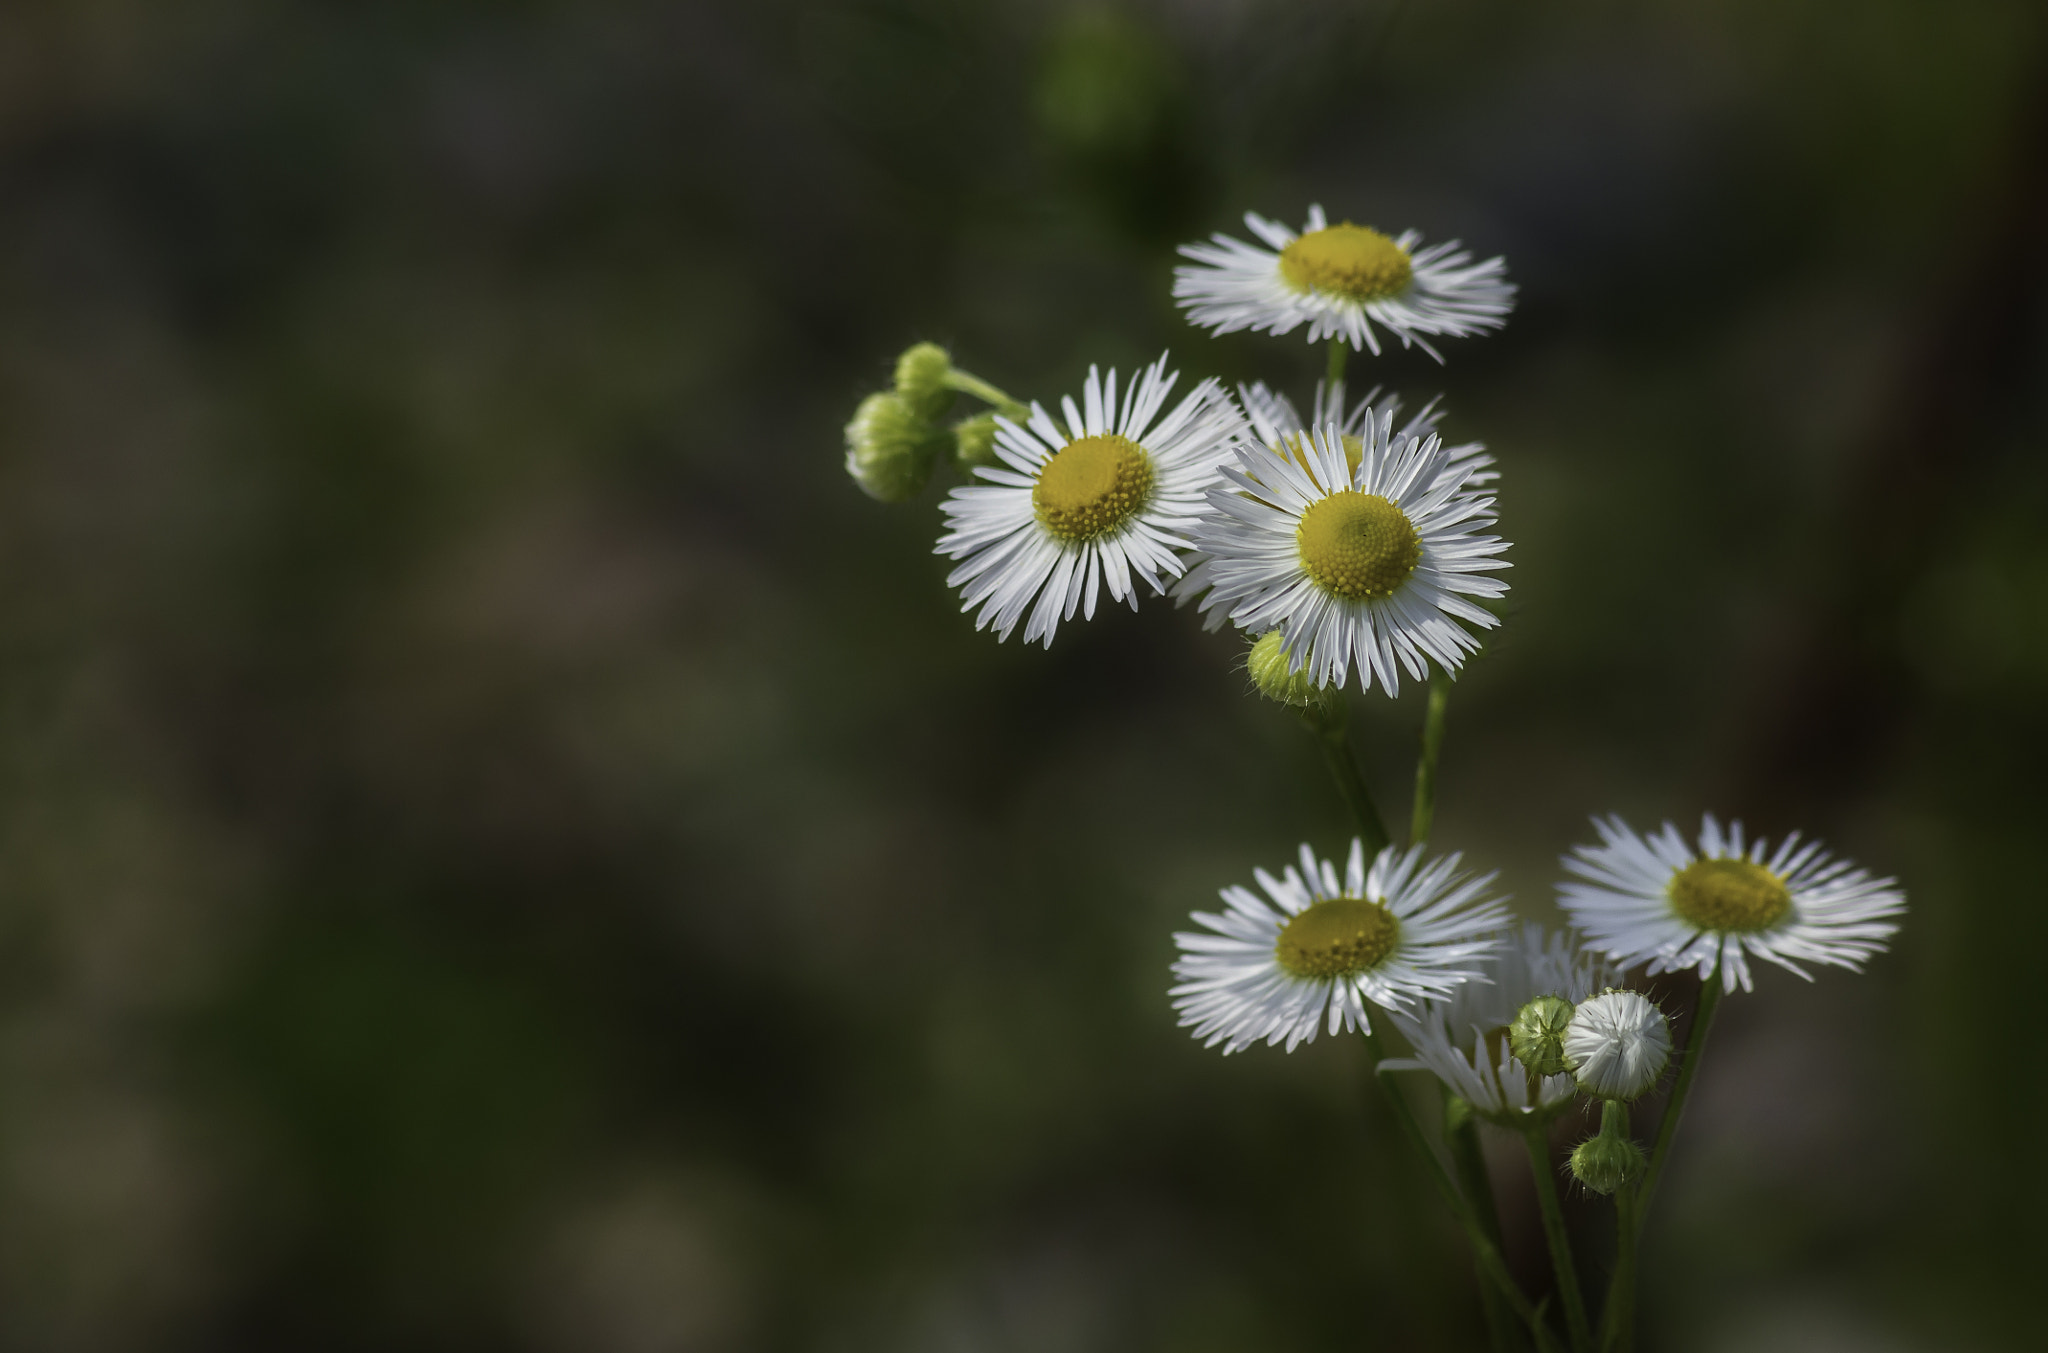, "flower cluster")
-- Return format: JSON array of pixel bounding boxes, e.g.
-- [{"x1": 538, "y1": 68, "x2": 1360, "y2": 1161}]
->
[
  {"x1": 838, "y1": 200, "x2": 1909, "y2": 1353},
  {"x1": 845, "y1": 210, "x2": 1519, "y2": 685}
]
